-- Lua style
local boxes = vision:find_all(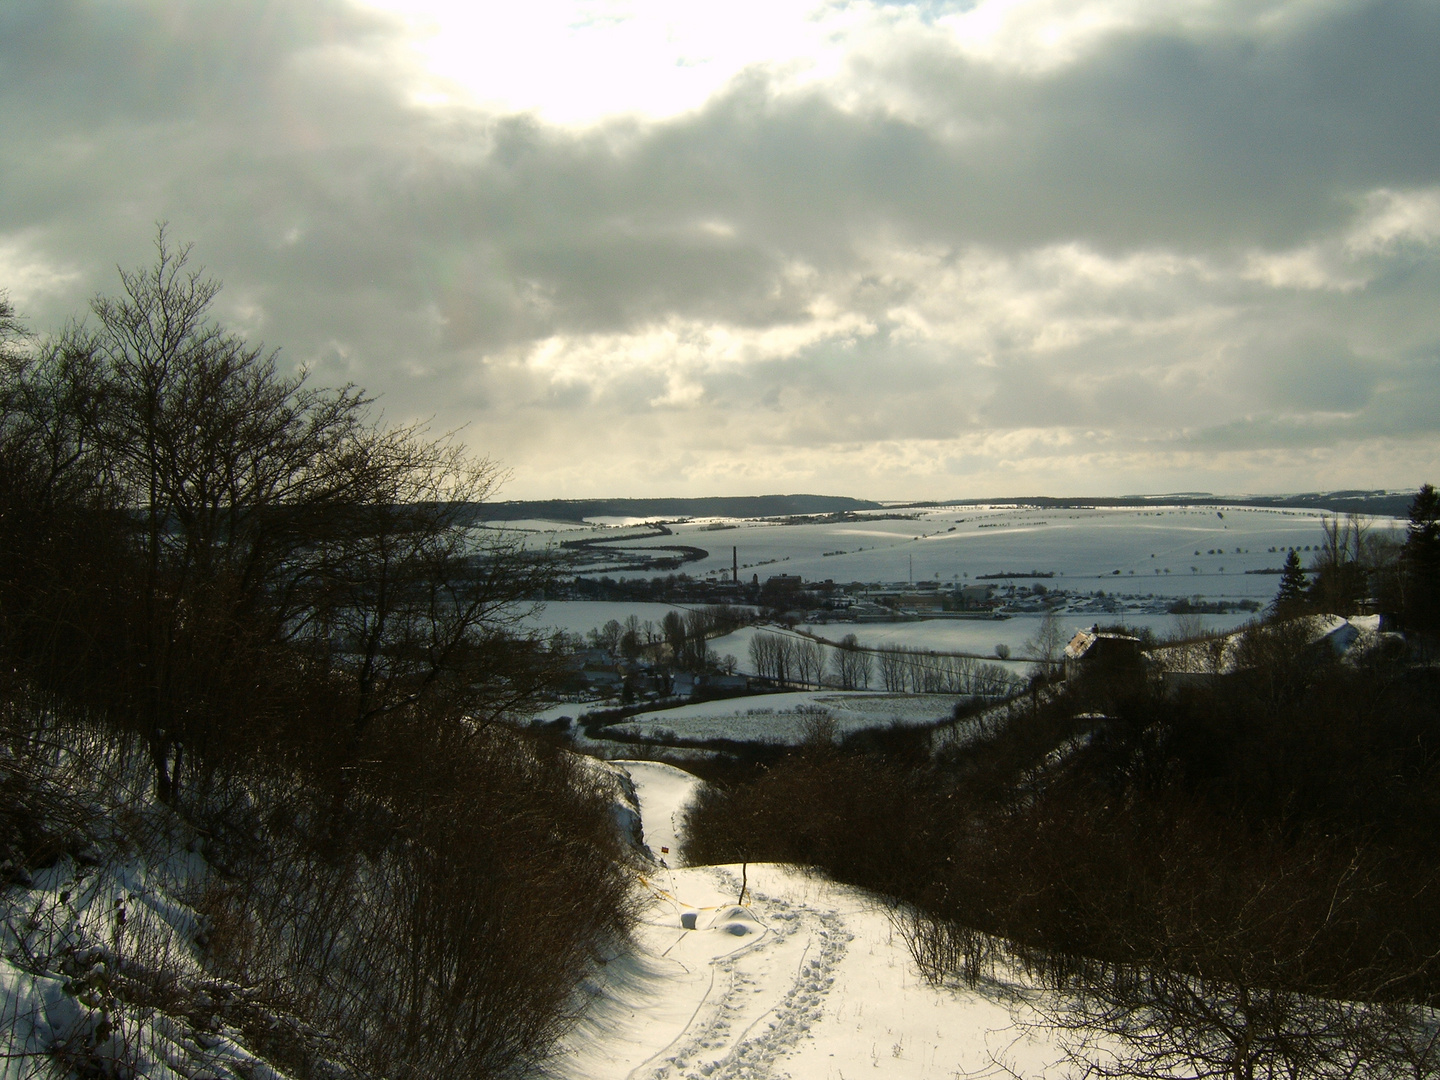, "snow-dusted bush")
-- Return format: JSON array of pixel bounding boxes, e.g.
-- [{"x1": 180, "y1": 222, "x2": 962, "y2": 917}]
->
[
  {"x1": 1, "y1": 697, "x2": 639, "y2": 1079},
  {"x1": 189, "y1": 718, "x2": 639, "y2": 1080}
]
